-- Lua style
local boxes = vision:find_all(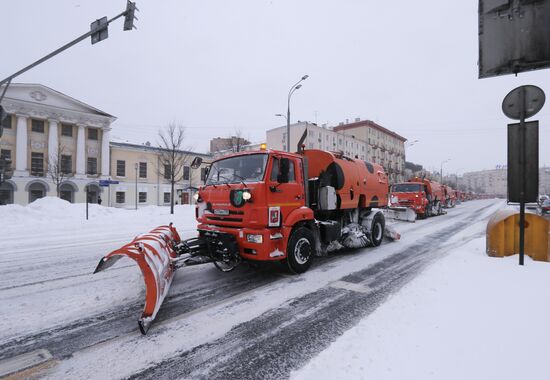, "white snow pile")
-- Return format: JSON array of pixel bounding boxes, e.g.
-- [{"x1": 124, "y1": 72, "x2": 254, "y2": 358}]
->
[
  {"x1": 0, "y1": 197, "x2": 198, "y2": 340},
  {"x1": 292, "y1": 227, "x2": 550, "y2": 380}
]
